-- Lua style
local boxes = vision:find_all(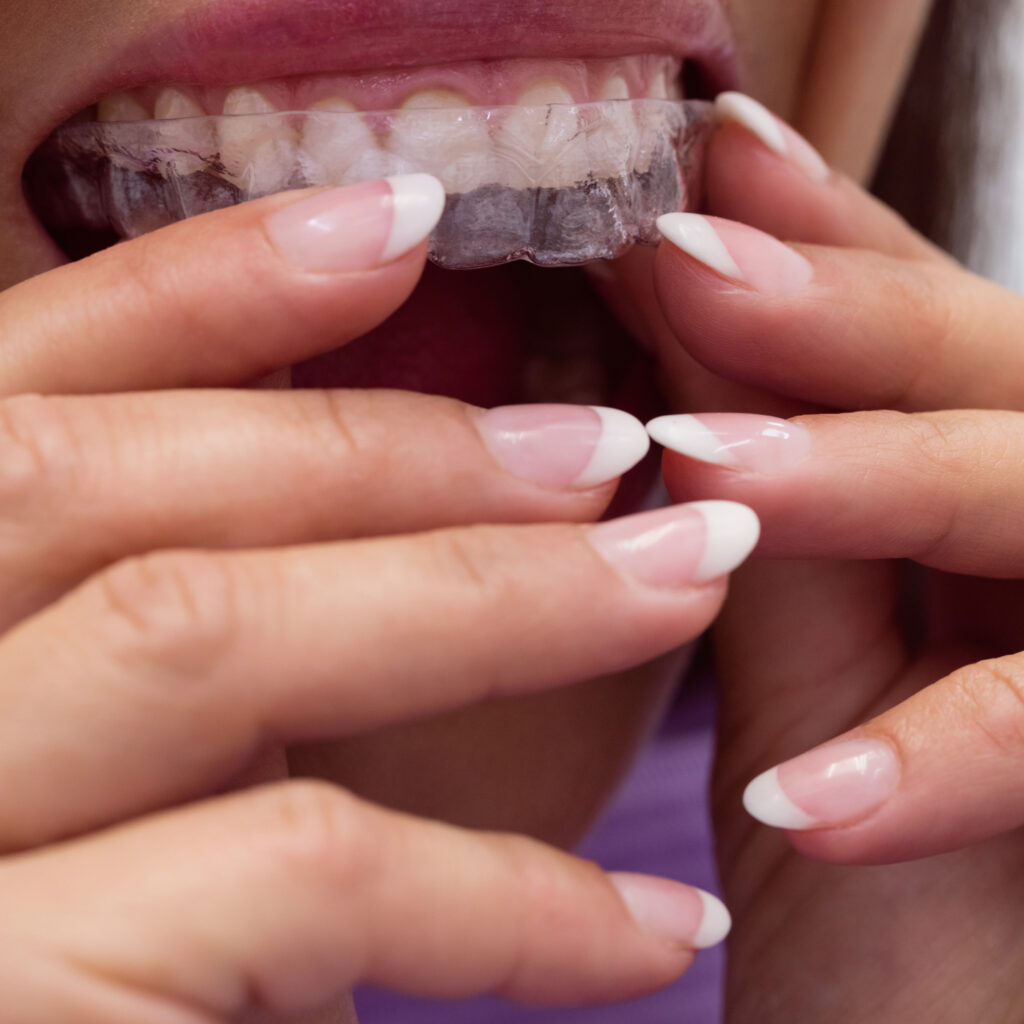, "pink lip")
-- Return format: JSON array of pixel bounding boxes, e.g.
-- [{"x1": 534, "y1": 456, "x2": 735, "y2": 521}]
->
[{"x1": 125, "y1": 0, "x2": 739, "y2": 90}]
